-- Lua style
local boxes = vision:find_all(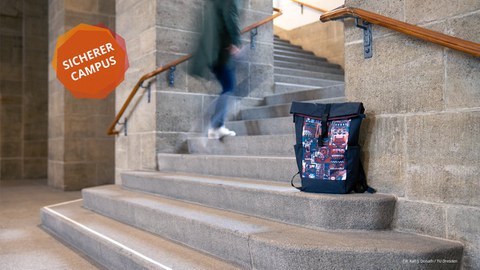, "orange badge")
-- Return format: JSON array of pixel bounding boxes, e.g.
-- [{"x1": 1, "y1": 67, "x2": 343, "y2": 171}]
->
[{"x1": 52, "y1": 24, "x2": 129, "y2": 99}]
